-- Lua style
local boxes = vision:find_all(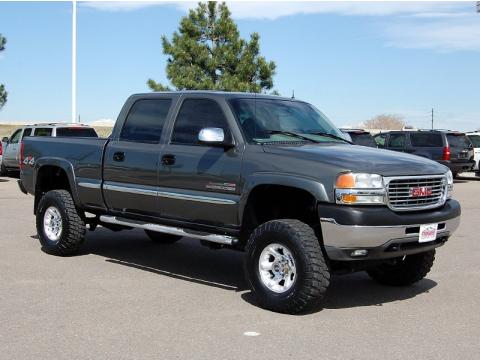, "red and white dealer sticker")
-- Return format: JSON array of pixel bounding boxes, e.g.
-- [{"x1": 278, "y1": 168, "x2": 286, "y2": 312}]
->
[{"x1": 419, "y1": 224, "x2": 438, "y2": 243}]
